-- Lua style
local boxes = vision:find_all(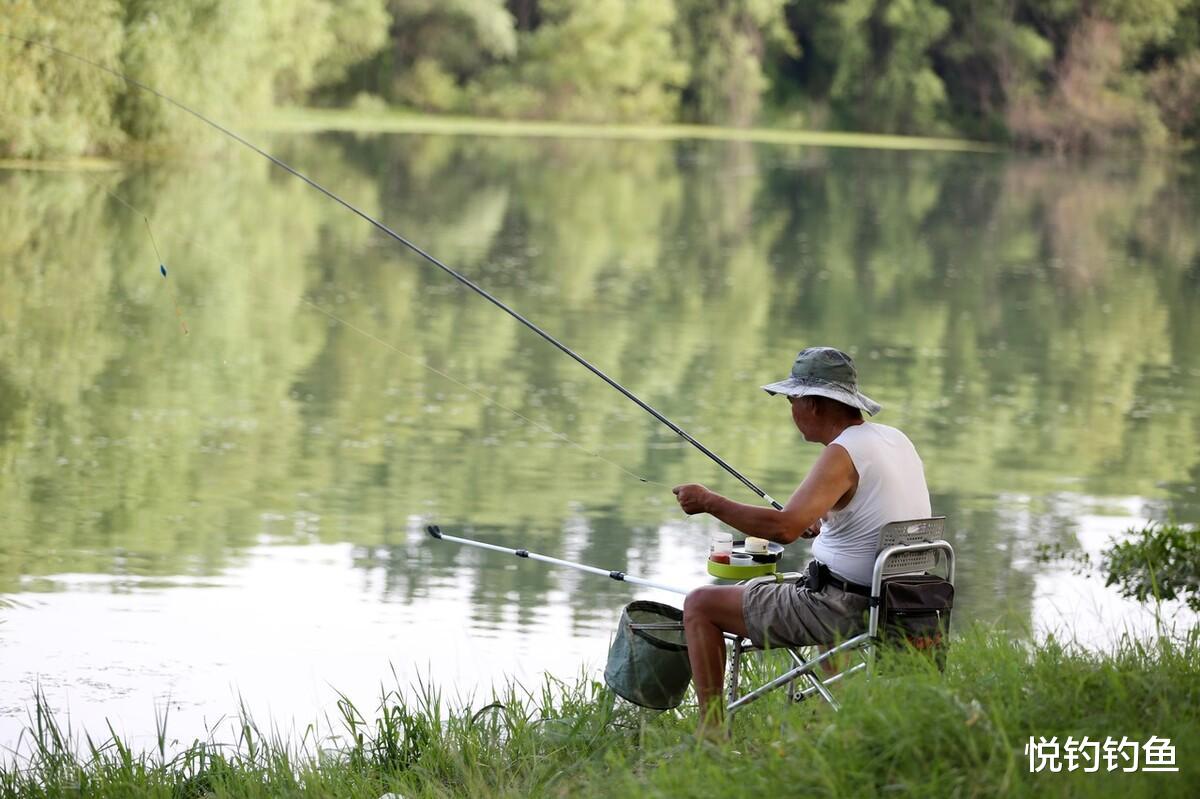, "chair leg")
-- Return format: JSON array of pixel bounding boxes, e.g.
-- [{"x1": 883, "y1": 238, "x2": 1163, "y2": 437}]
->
[
  {"x1": 784, "y1": 649, "x2": 812, "y2": 702},
  {"x1": 726, "y1": 633, "x2": 874, "y2": 716},
  {"x1": 790, "y1": 649, "x2": 841, "y2": 710},
  {"x1": 726, "y1": 637, "x2": 745, "y2": 706}
]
